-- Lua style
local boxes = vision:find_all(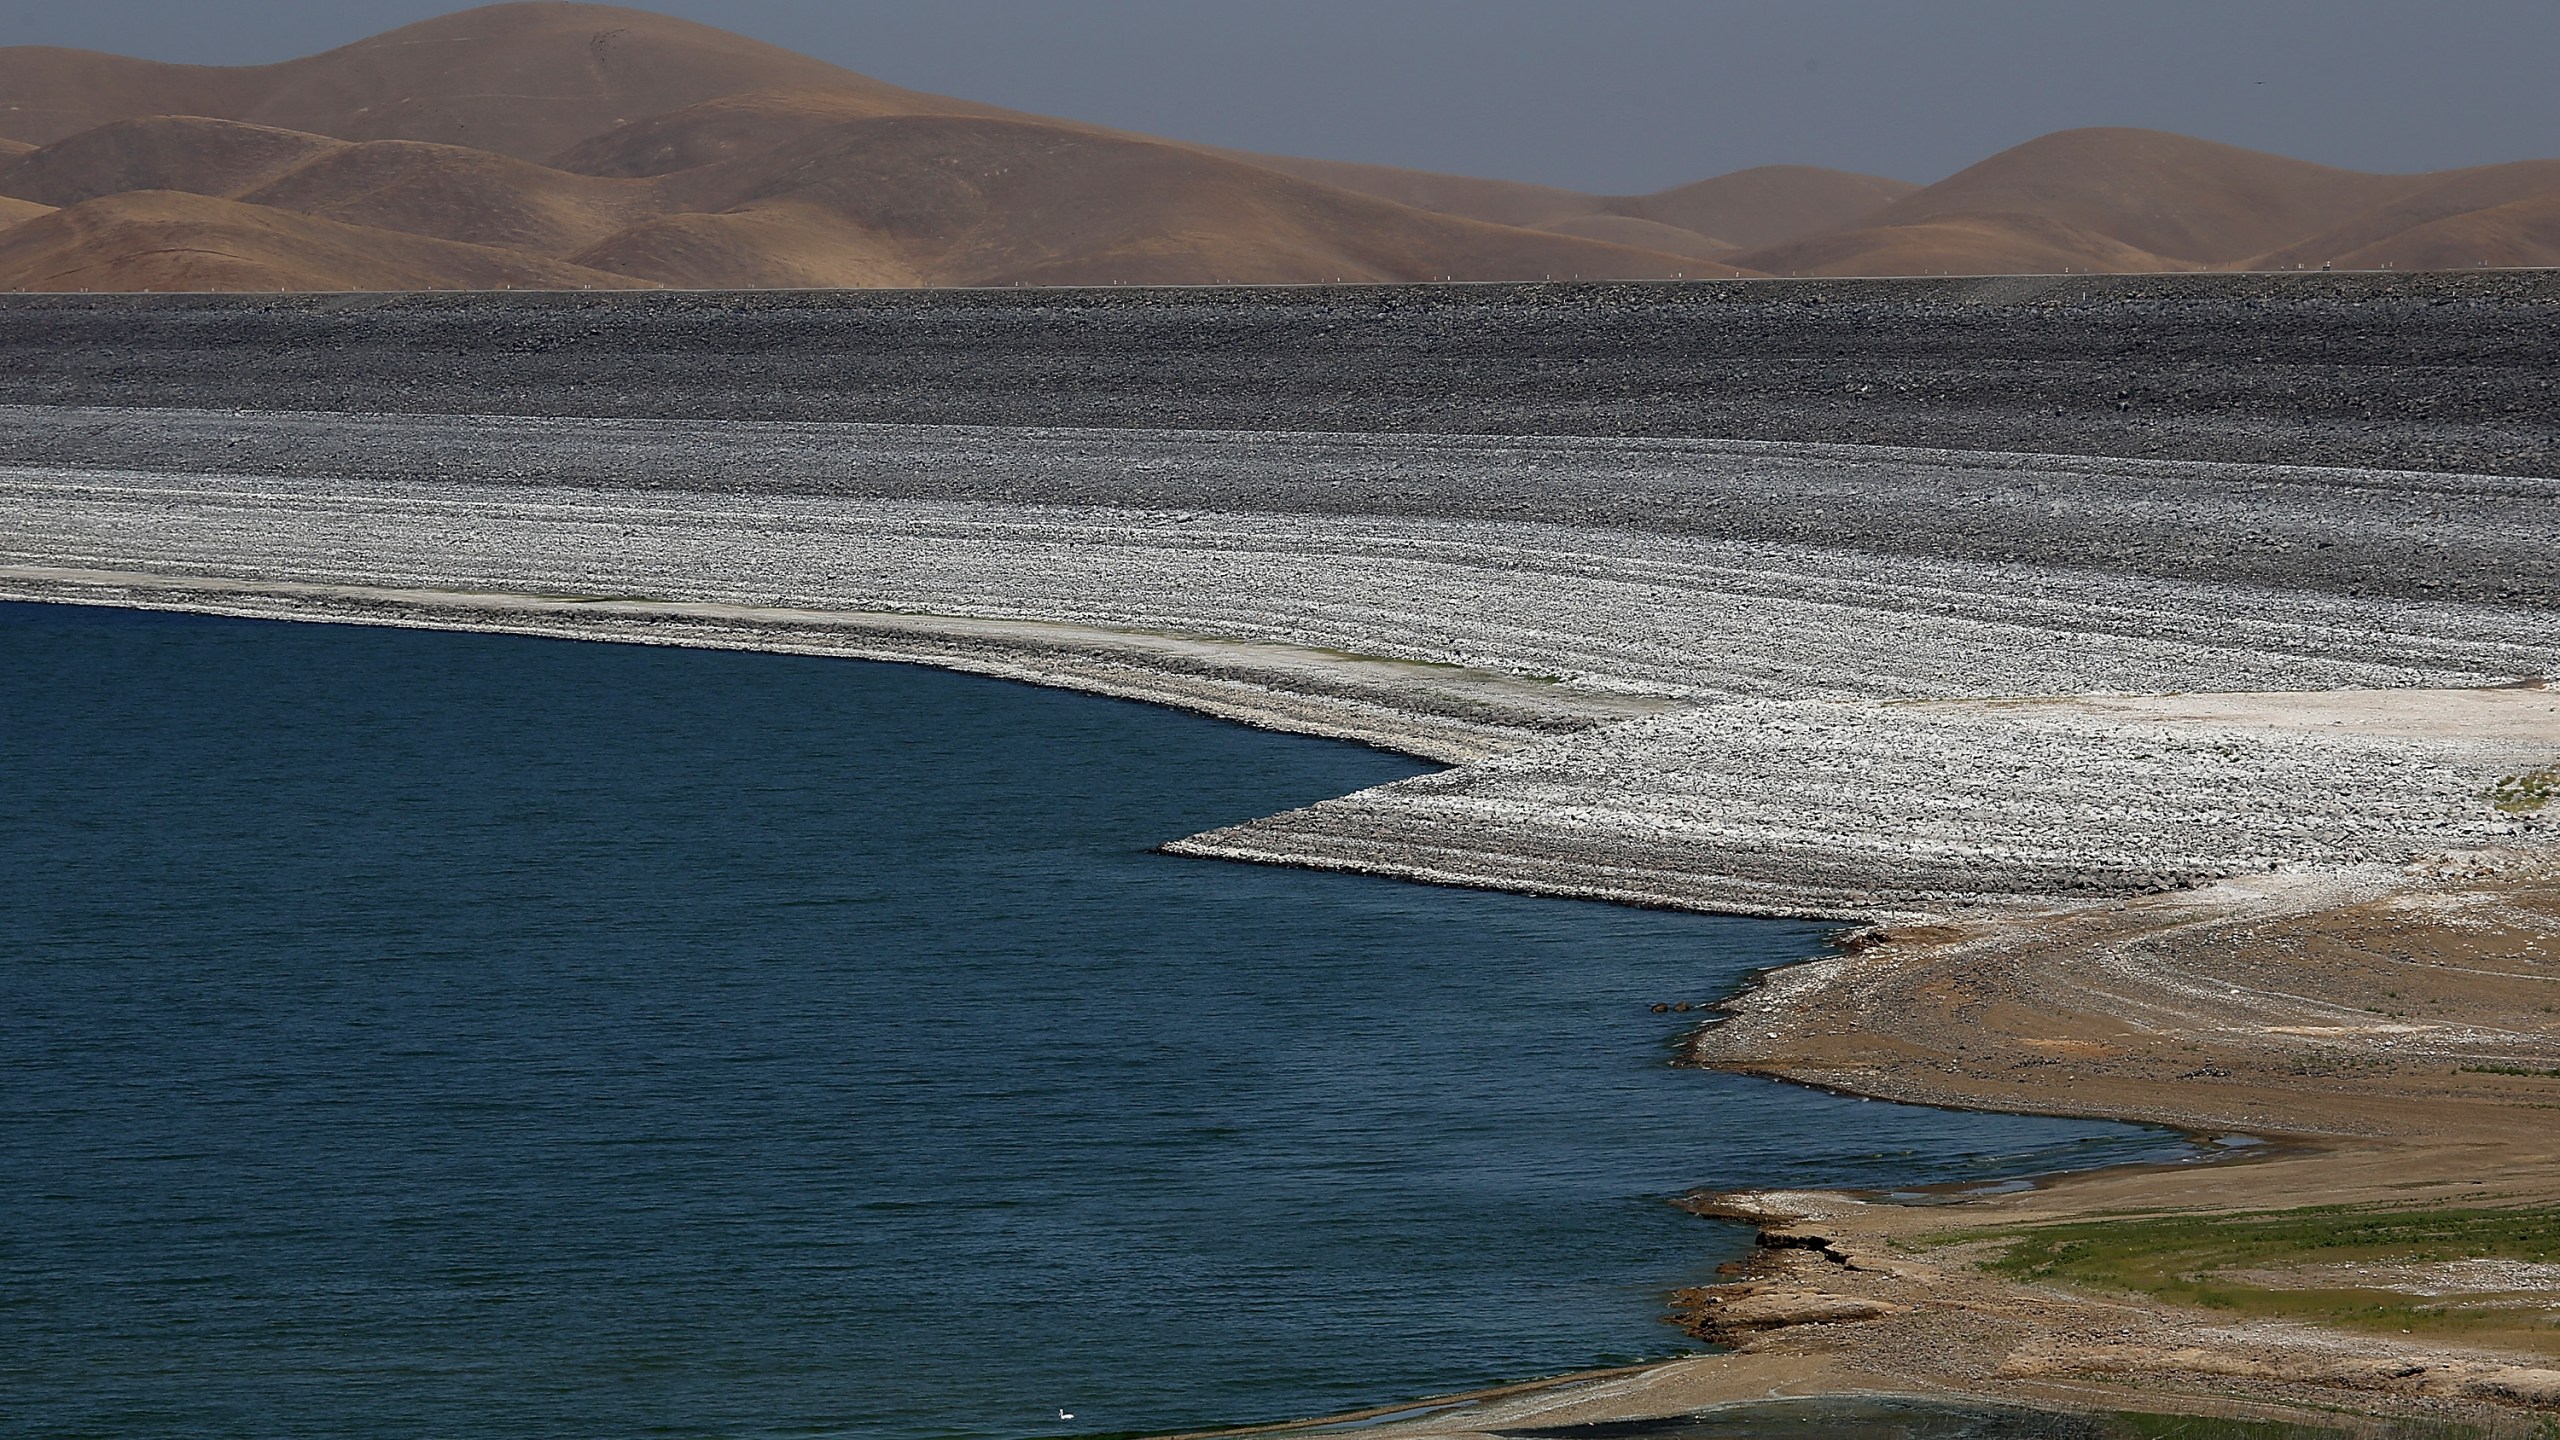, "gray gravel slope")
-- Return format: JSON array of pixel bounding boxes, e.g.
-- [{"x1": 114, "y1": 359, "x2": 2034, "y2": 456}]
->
[
  {"x1": 3, "y1": 406, "x2": 2554, "y2": 611},
  {"x1": 3, "y1": 275, "x2": 2555, "y2": 919},
  {"x1": 0, "y1": 270, "x2": 2552, "y2": 476}
]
